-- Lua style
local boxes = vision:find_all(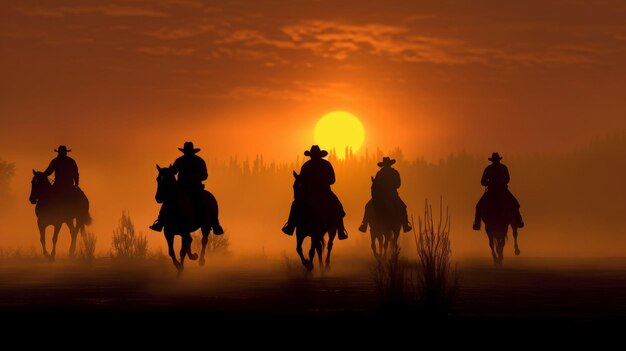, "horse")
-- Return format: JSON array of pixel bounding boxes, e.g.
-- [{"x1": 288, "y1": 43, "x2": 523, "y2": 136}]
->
[
  {"x1": 368, "y1": 176, "x2": 402, "y2": 259},
  {"x1": 155, "y1": 165, "x2": 221, "y2": 274},
  {"x1": 29, "y1": 170, "x2": 91, "y2": 261},
  {"x1": 478, "y1": 190, "x2": 521, "y2": 265},
  {"x1": 292, "y1": 171, "x2": 338, "y2": 272}
]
